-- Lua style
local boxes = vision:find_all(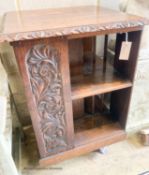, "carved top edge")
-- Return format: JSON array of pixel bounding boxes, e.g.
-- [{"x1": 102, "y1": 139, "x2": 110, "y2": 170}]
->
[{"x1": 0, "y1": 20, "x2": 148, "y2": 43}]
